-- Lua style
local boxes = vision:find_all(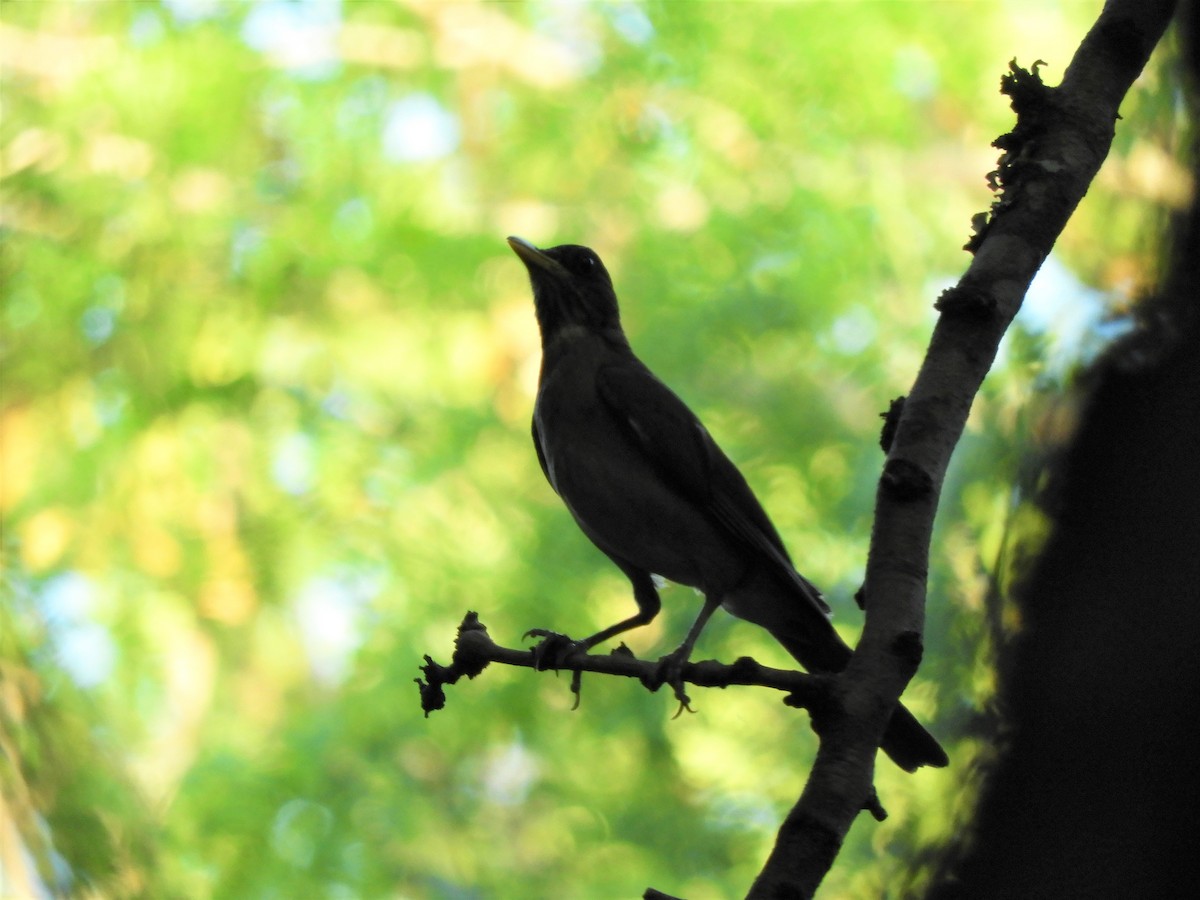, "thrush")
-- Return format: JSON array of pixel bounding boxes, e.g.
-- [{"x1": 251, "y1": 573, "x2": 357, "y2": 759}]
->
[{"x1": 508, "y1": 235, "x2": 947, "y2": 772}]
